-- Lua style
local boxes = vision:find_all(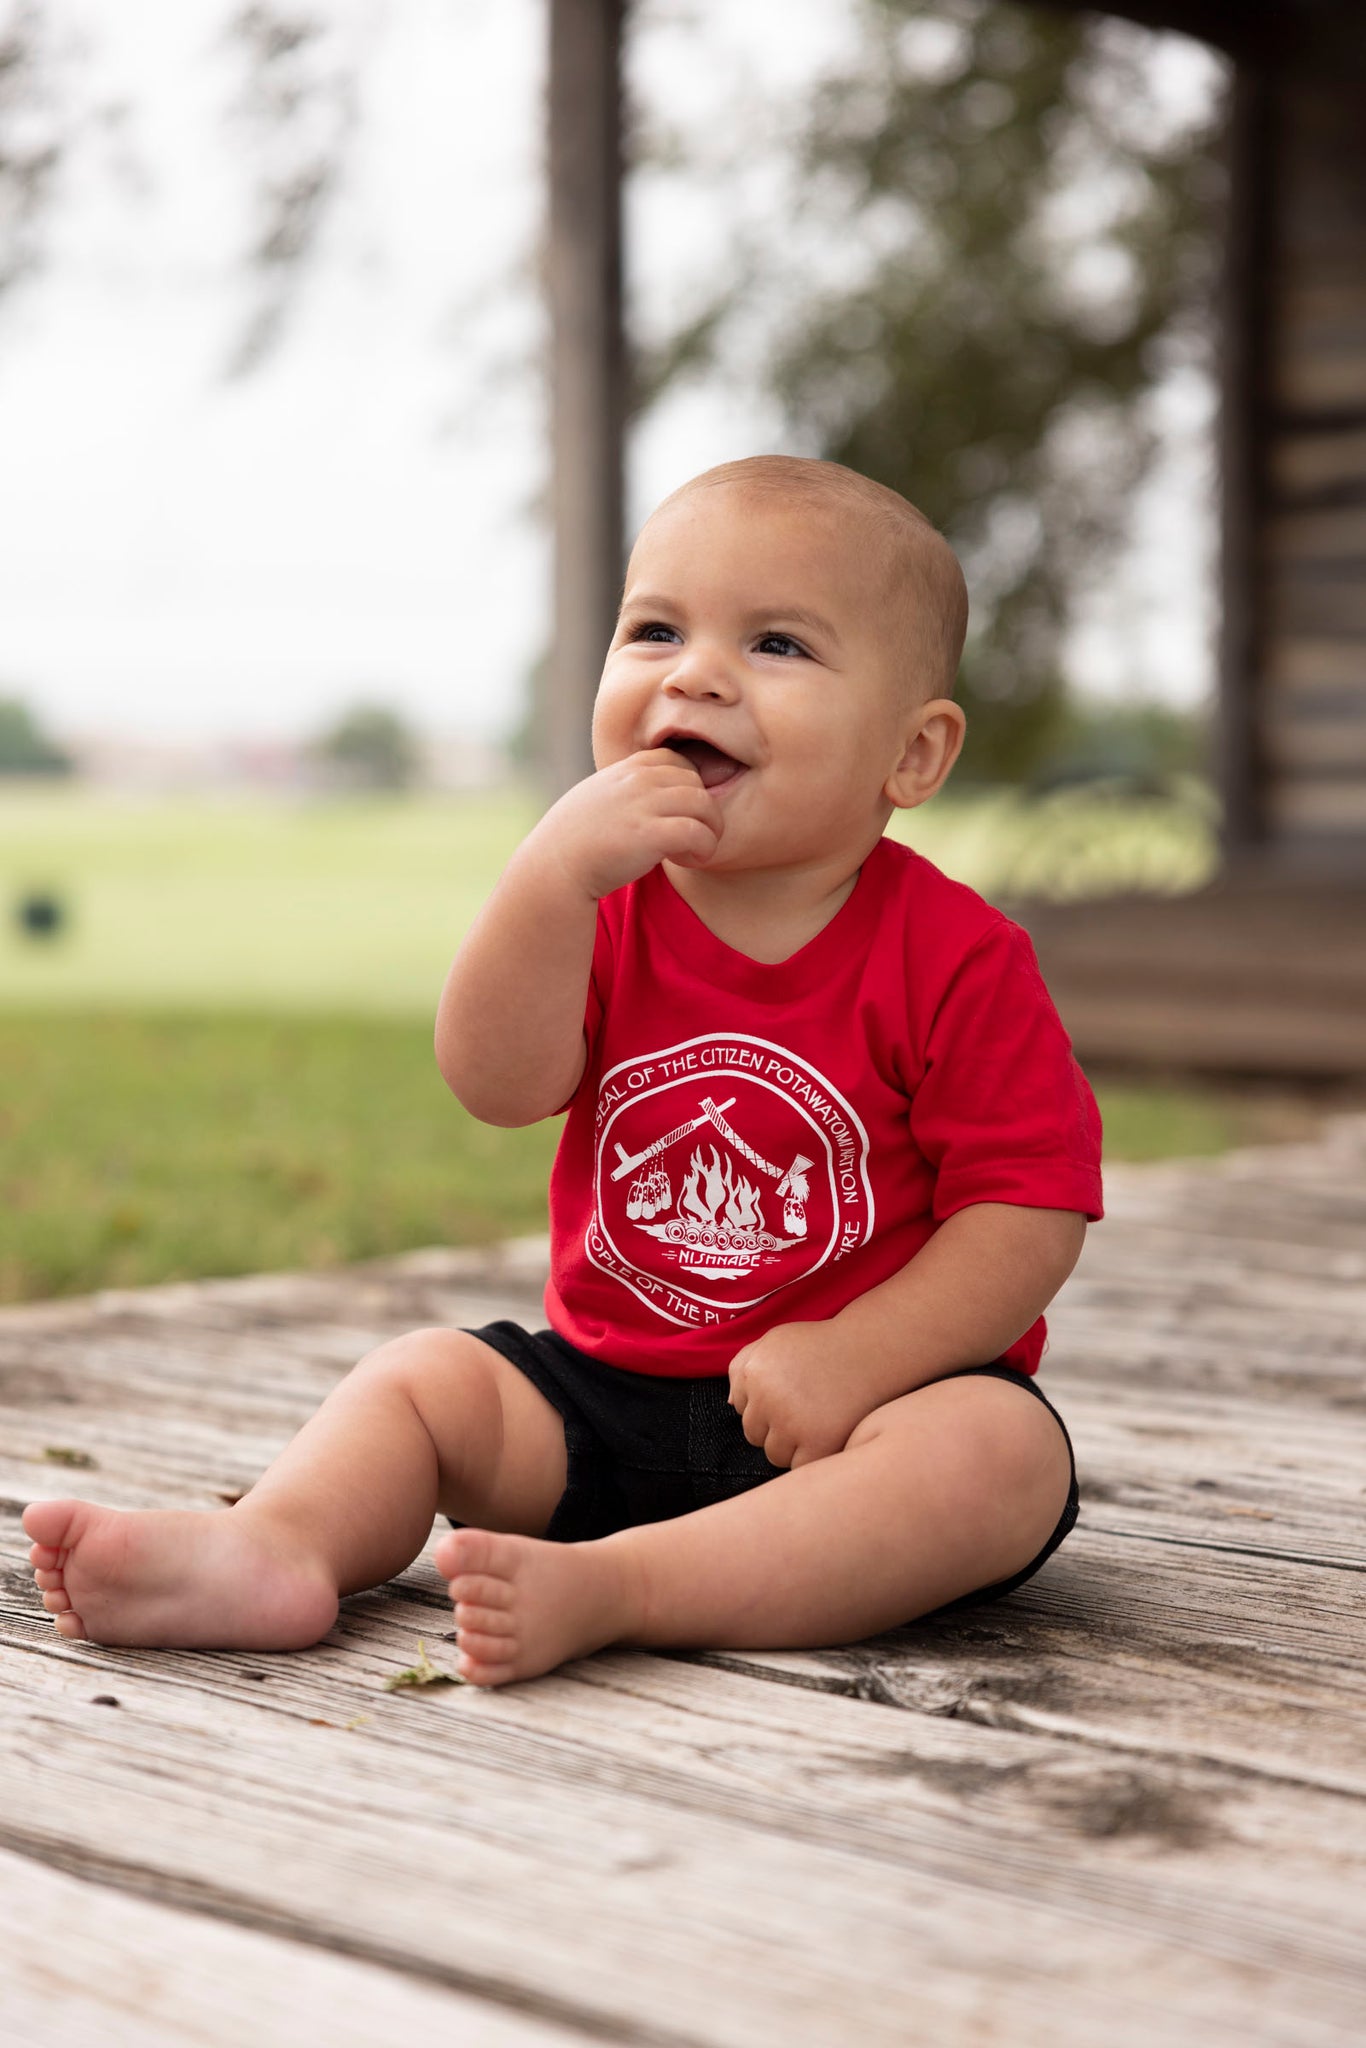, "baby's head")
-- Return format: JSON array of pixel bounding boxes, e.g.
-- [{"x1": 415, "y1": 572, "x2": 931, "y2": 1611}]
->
[
  {"x1": 595, "y1": 455, "x2": 969, "y2": 874},
  {"x1": 649, "y1": 456, "x2": 968, "y2": 707}
]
